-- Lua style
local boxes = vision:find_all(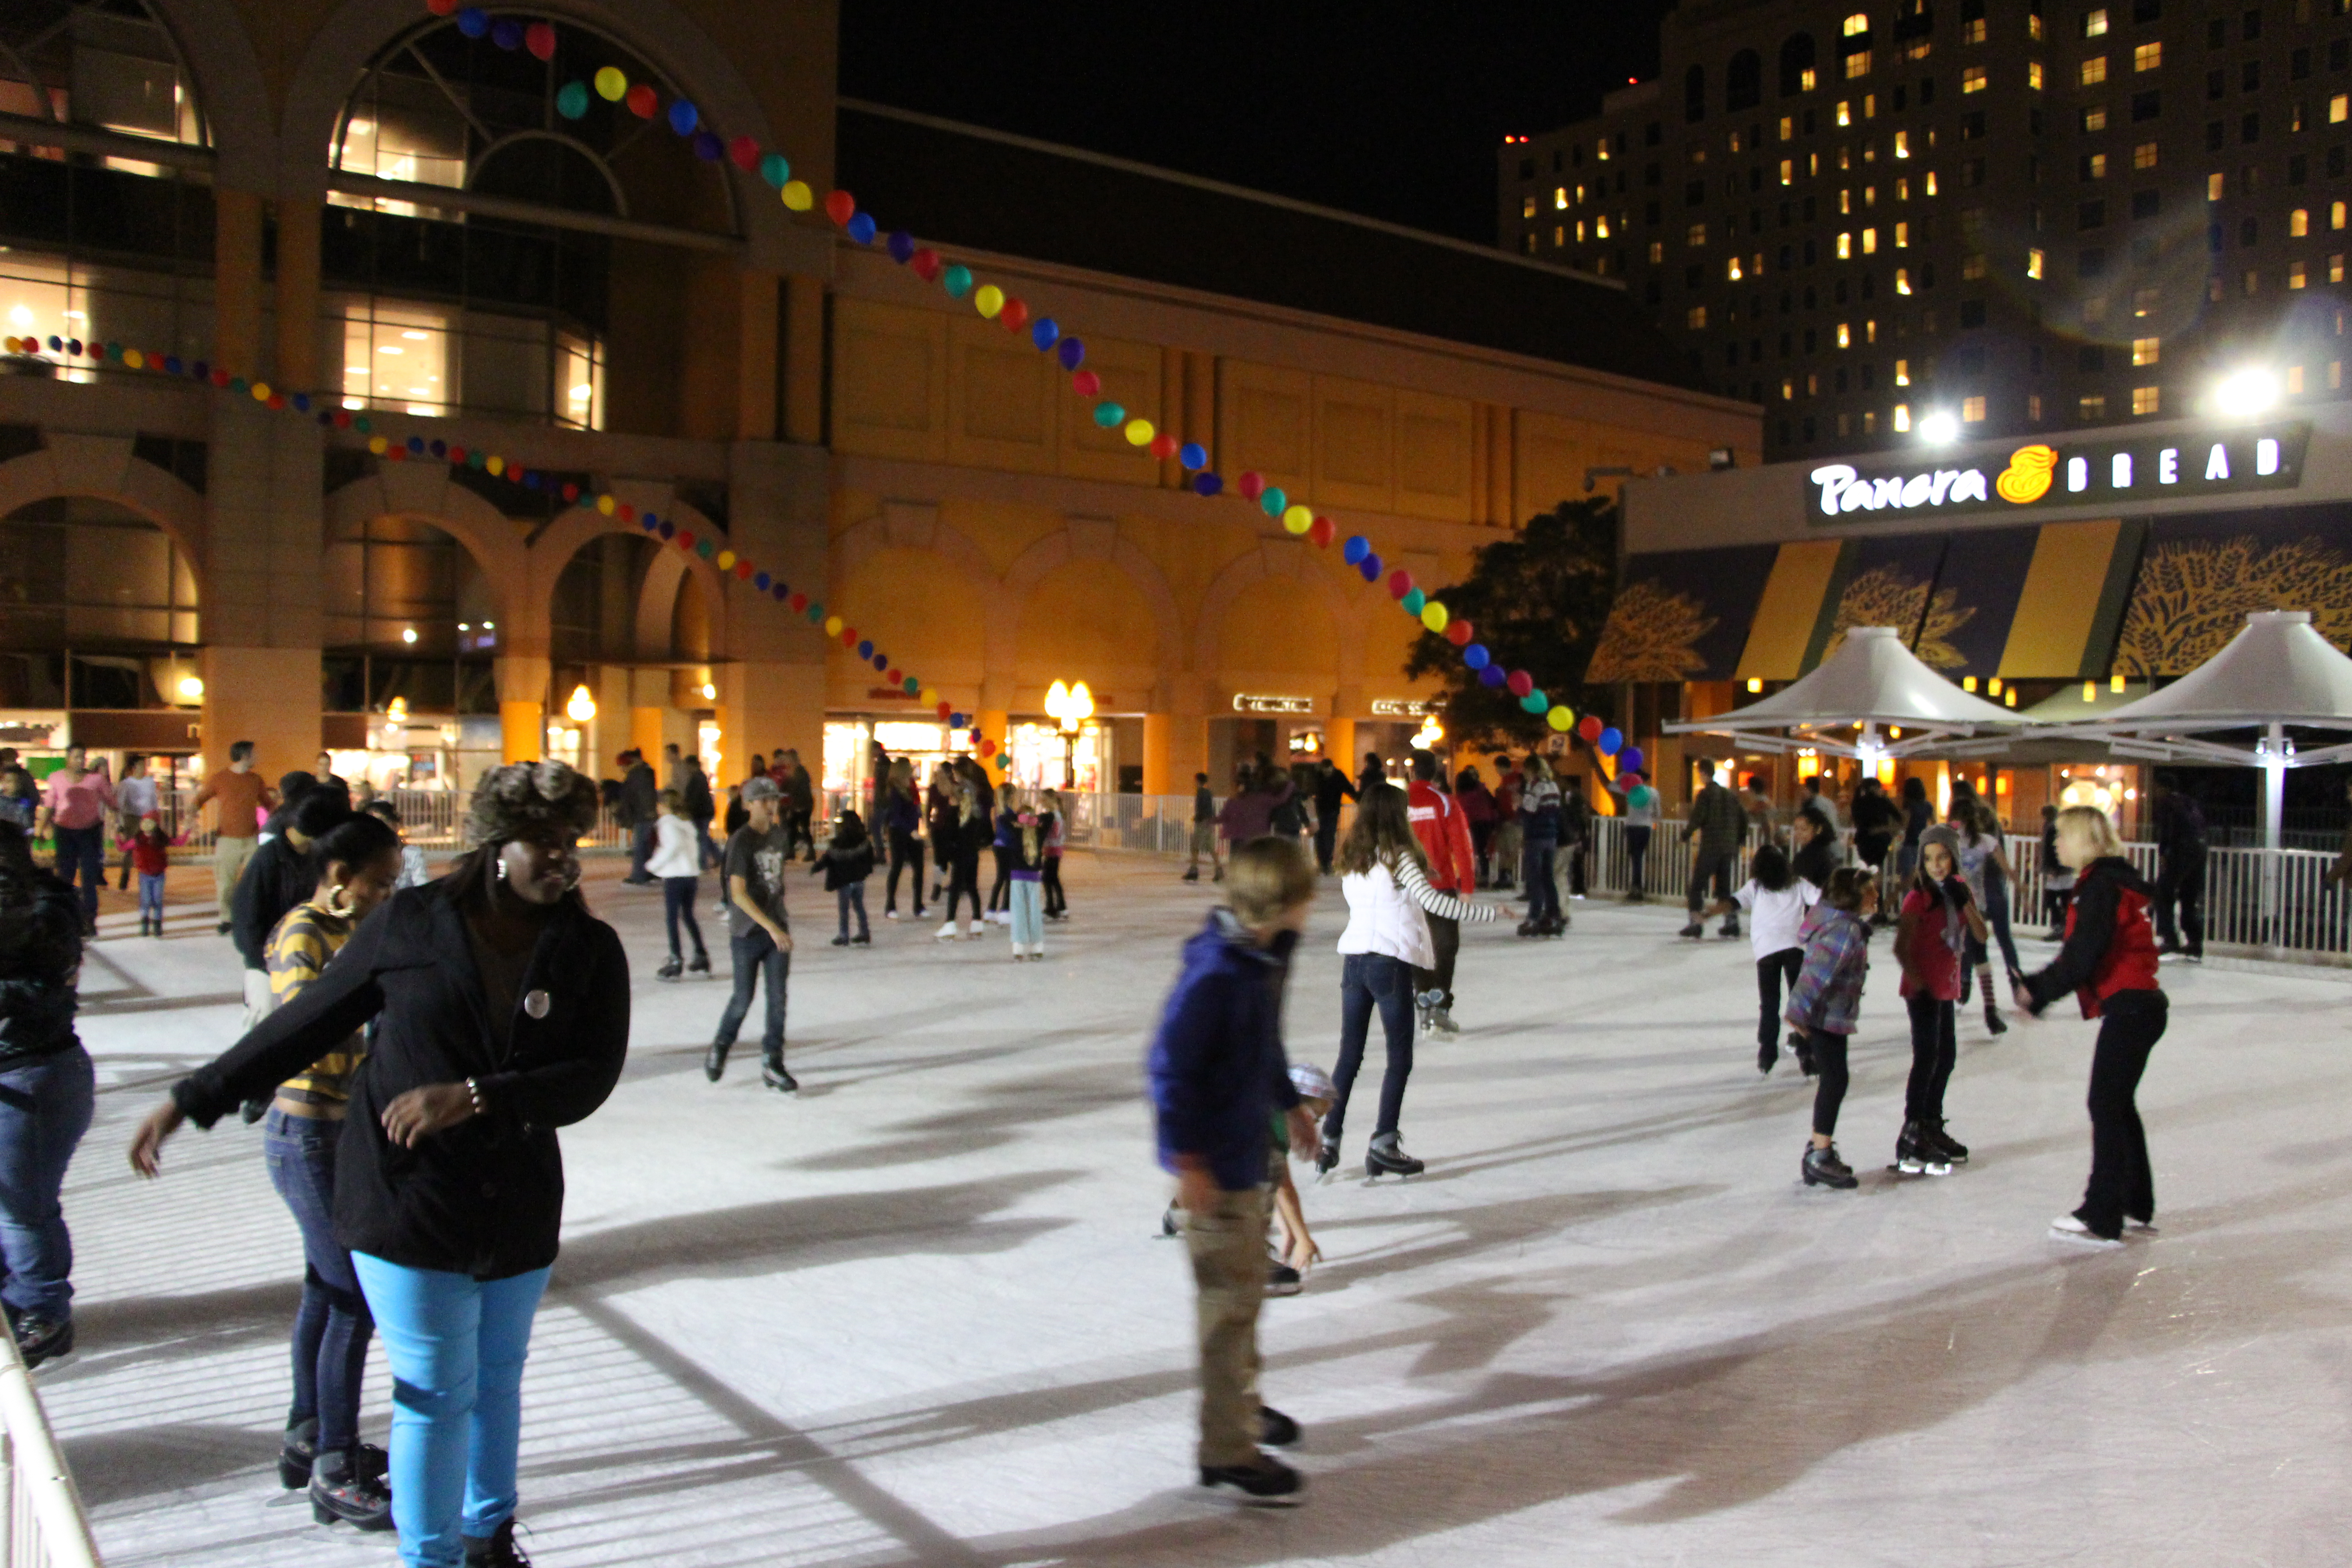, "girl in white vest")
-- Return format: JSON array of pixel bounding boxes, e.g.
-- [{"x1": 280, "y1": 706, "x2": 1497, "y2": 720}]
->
[{"x1": 1318, "y1": 784, "x2": 1503, "y2": 1180}]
